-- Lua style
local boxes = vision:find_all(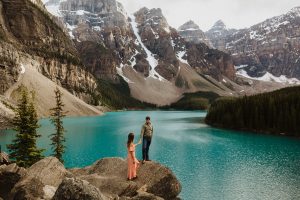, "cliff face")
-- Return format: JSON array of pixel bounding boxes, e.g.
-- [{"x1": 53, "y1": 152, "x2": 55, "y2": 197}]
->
[
  {"x1": 185, "y1": 42, "x2": 236, "y2": 80},
  {"x1": 0, "y1": 0, "x2": 98, "y2": 103},
  {"x1": 206, "y1": 7, "x2": 300, "y2": 79},
  {"x1": 59, "y1": 0, "x2": 134, "y2": 82}
]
